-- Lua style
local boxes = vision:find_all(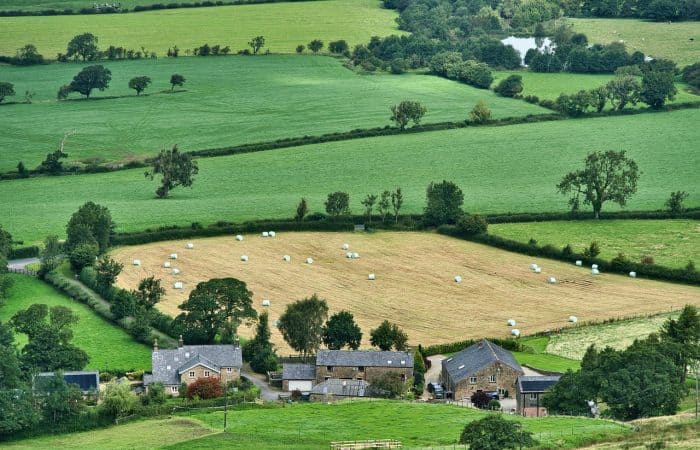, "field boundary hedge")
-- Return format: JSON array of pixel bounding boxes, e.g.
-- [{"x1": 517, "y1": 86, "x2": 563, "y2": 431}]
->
[
  {"x1": 0, "y1": 0, "x2": 322, "y2": 17},
  {"x1": 3, "y1": 102, "x2": 698, "y2": 181},
  {"x1": 436, "y1": 225, "x2": 700, "y2": 286},
  {"x1": 8, "y1": 245, "x2": 40, "y2": 259},
  {"x1": 420, "y1": 337, "x2": 522, "y2": 356}
]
